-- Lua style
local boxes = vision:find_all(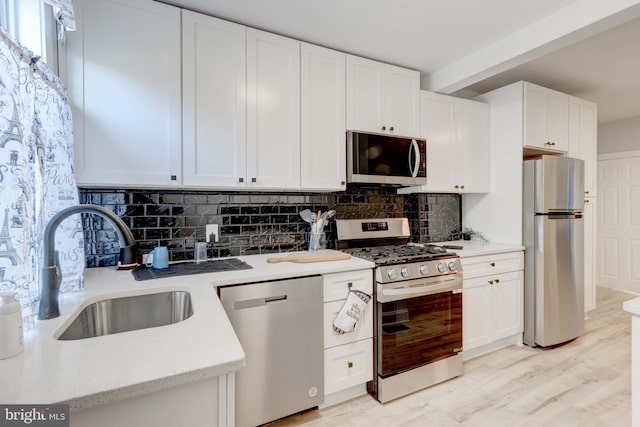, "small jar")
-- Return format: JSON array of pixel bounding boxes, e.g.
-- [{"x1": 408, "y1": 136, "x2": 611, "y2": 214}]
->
[{"x1": 0, "y1": 292, "x2": 24, "y2": 359}]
